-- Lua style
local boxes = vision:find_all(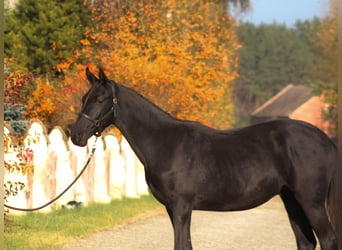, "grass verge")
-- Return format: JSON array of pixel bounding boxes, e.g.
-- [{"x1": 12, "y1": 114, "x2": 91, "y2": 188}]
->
[{"x1": 4, "y1": 195, "x2": 161, "y2": 250}]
